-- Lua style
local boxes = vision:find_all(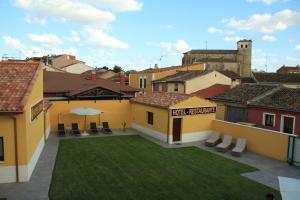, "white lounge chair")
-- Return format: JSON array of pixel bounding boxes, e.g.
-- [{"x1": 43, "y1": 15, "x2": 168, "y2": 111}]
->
[
  {"x1": 216, "y1": 135, "x2": 232, "y2": 152},
  {"x1": 205, "y1": 132, "x2": 221, "y2": 147},
  {"x1": 231, "y1": 138, "x2": 247, "y2": 157}
]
